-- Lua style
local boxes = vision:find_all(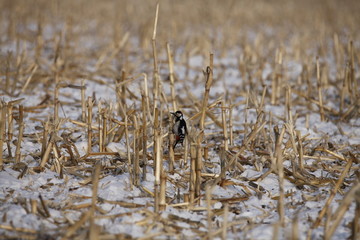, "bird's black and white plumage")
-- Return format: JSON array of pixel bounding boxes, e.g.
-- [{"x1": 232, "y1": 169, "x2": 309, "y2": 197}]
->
[{"x1": 171, "y1": 111, "x2": 187, "y2": 148}]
